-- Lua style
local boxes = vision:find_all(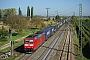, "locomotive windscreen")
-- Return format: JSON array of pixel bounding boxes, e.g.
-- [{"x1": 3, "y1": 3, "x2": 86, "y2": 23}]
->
[
  {"x1": 35, "y1": 31, "x2": 43, "y2": 34},
  {"x1": 26, "y1": 34, "x2": 38, "y2": 38}
]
